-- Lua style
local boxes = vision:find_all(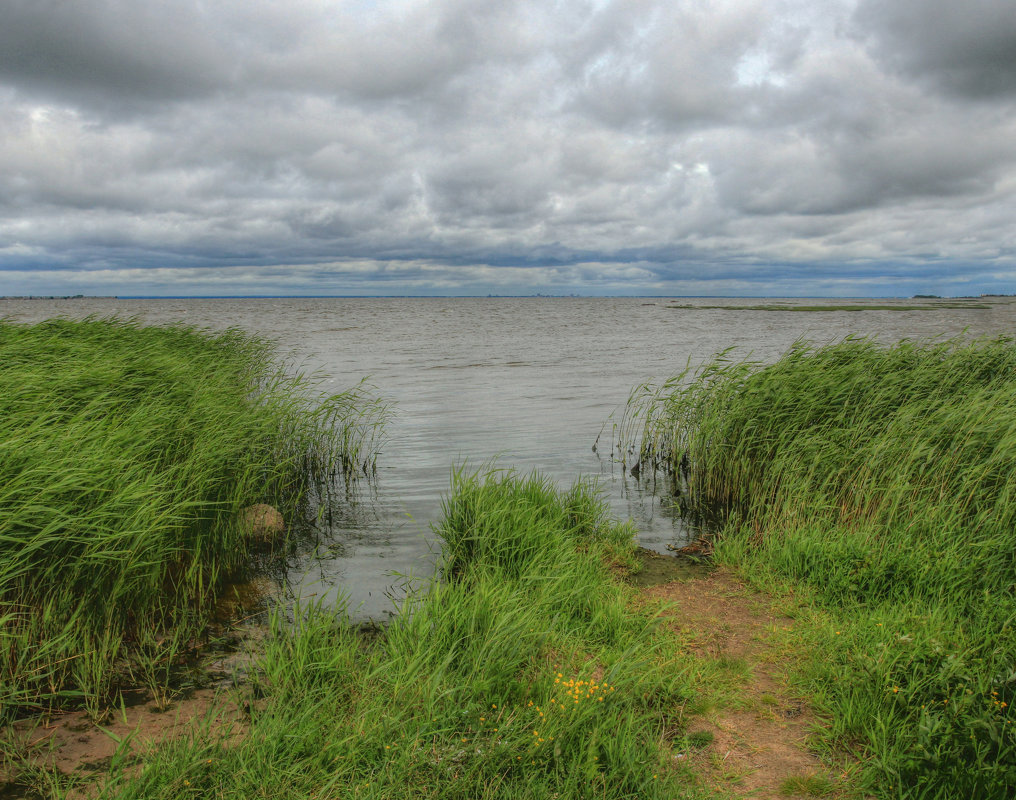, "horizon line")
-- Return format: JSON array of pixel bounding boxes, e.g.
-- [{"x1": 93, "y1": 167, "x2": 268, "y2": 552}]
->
[{"x1": 4, "y1": 293, "x2": 984, "y2": 301}]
